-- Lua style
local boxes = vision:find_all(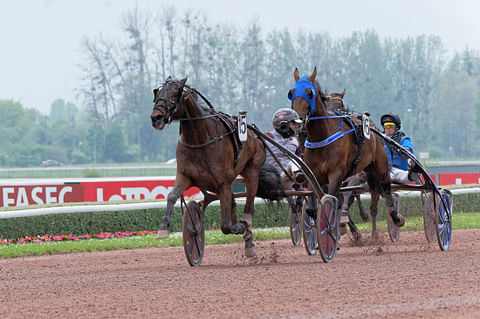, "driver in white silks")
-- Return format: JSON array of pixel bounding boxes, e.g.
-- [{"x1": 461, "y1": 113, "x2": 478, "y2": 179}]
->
[{"x1": 264, "y1": 108, "x2": 305, "y2": 189}]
